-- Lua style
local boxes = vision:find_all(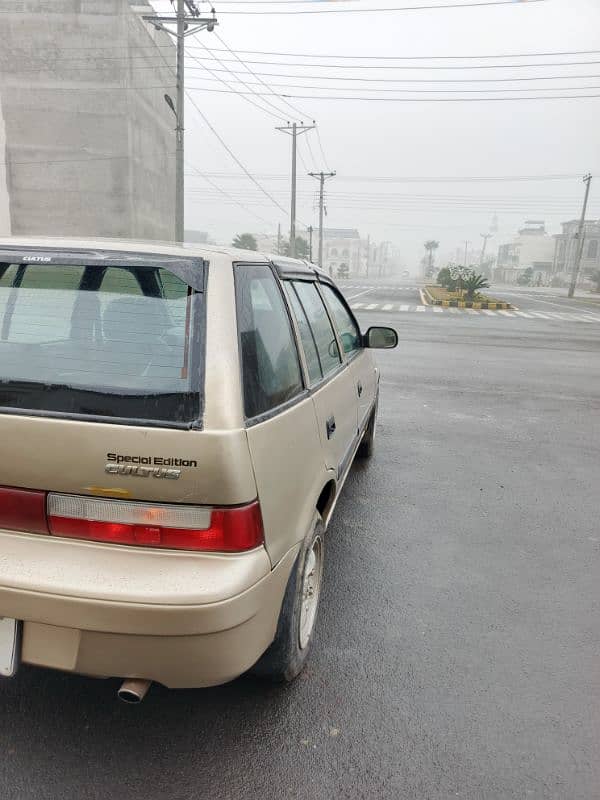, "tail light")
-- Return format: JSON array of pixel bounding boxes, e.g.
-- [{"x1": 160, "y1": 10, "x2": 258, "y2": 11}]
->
[
  {"x1": 0, "y1": 485, "x2": 263, "y2": 553},
  {"x1": 47, "y1": 494, "x2": 264, "y2": 552},
  {"x1": 0, "y1": 486, "x2": 48, "y2": 535}
]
